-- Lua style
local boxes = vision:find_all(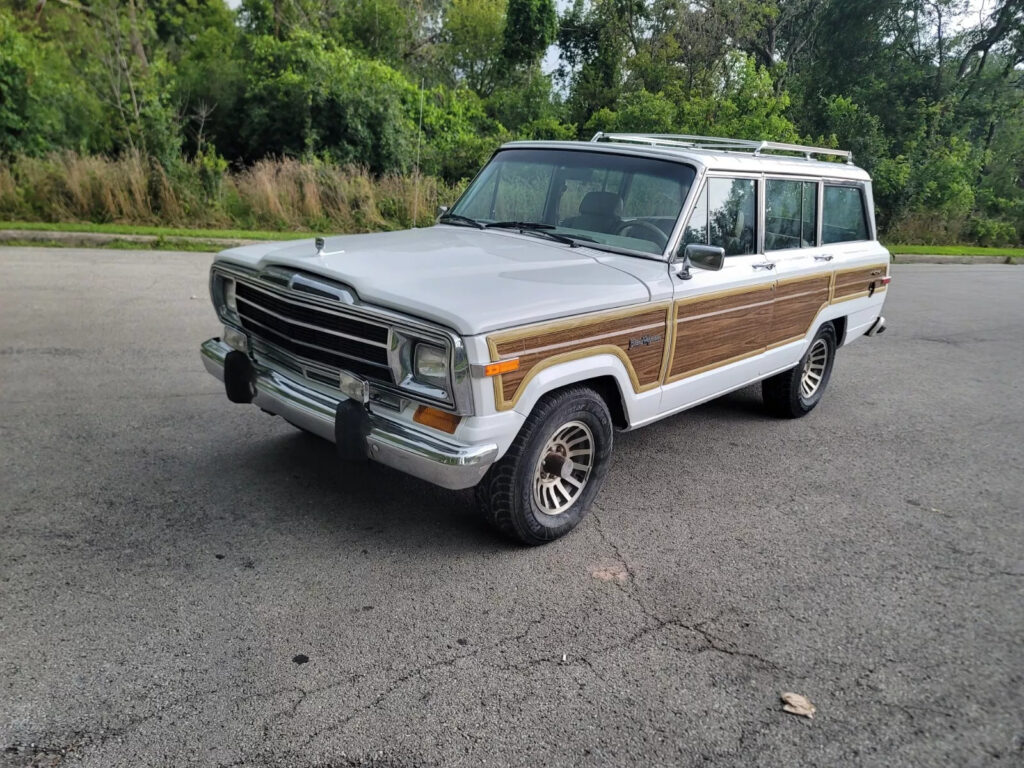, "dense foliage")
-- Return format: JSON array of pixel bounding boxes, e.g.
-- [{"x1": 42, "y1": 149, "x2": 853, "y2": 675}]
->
[{"x1": 0, "y1": 0, "x2": 1021, "y2": 243}]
